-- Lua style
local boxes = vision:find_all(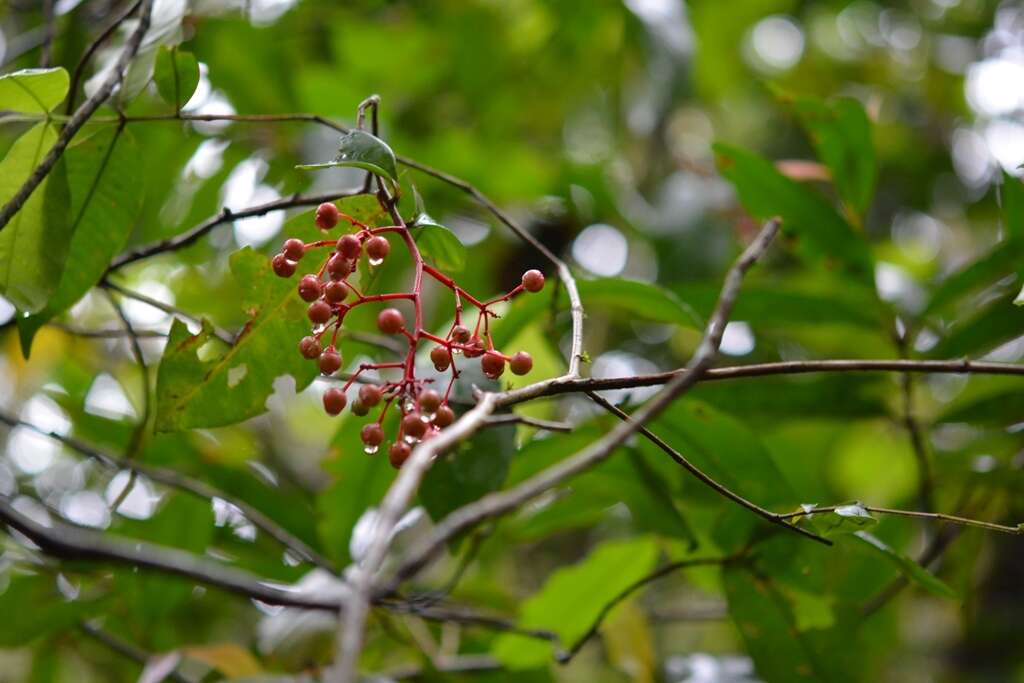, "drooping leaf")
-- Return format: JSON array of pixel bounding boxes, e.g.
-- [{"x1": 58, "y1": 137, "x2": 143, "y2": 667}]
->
[
  {"x1": 154, "y1": 247, "x2": 318, "y2": 431},
  {"x1": 296, "y1": 129, "x2": 399, "y2": 182},
  {"x1": 714, "y1": 143, "x2": 874, "y2": 284},
  {"x1": 154, "y1": 46, "x2": 200, "y2": 109},
  {"x1": 847, "y1": 531, "x2": 957, "y2": 600},
  {"x1": 578, "y1": 277, "x2": 702, "y2": 328},
  {"x1": 492, "y1": 536, "x2": 659, "y2": 669},
  {"x1": 18, "y1": 128, "x2": 145, "y2": 355},
  {"x1": 723, "y1": 566, "x2": 855, "y2": 683},
  {"x1": 781, "y1": 92, "x2": 876, "y2": 218},
  {"x1": 0, "y1": 123, "x2": 71, "y2": 312},
  {"x1": 0, "y1": 67, "x2": 69, "y2": 114},
  {"x1": 0, "y1": 575, "x2": 98, "y2": 646},
  {"x1": 412, "y1": 213, "x2": 467, "y2": 272}
]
